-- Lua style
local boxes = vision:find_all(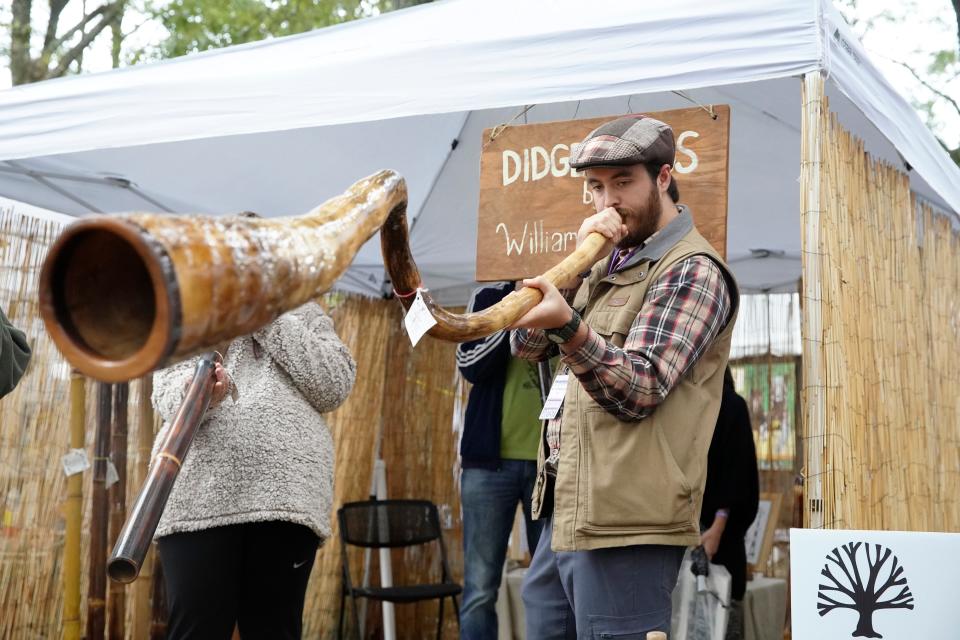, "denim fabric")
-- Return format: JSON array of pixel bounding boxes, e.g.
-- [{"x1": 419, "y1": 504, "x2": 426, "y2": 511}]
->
[
  {"x1": 460, "y1": 460, "x2": 542, "y2": 639},
  {"x1": 522, "y1": 517, "x2": 684, "y2": 639}
]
